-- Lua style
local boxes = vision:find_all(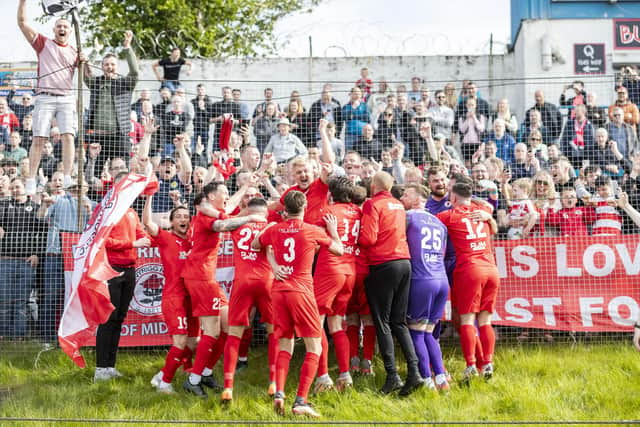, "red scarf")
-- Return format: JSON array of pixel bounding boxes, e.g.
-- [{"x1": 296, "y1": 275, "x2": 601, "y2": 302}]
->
[{"x1": 573, "y1": 119, "x2": 587, "y2": 147}]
